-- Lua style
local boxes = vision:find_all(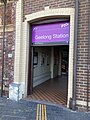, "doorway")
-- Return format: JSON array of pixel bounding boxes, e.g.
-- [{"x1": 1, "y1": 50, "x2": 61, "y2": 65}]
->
[{"x1": 27, "y1": 45, "x2": 69, "y2": 106}]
